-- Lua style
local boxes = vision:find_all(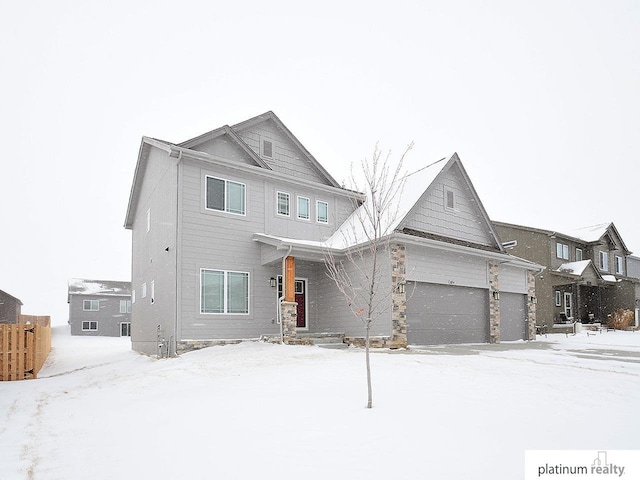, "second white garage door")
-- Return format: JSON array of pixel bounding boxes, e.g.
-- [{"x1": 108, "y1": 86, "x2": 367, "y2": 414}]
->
[{"x1": 406, "y1": 282, "x2": 489, "y2": 345}]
